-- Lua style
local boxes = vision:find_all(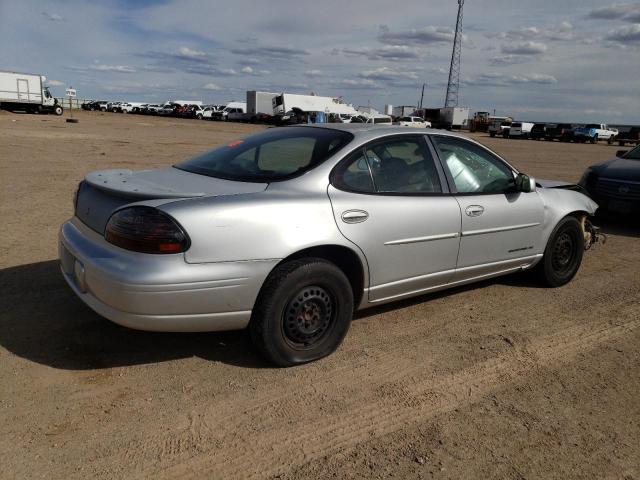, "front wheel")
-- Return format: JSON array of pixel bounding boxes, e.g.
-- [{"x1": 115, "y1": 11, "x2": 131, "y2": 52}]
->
[
  {"x1": 249, "y1": 258, "x2": 354, "y2": 366},
  {"x1": 536, "y1": 216, "x2": 585, "y2": 287},
  {"x1": 54, "y1": 106, "x2": 63, "y2": 116}
]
